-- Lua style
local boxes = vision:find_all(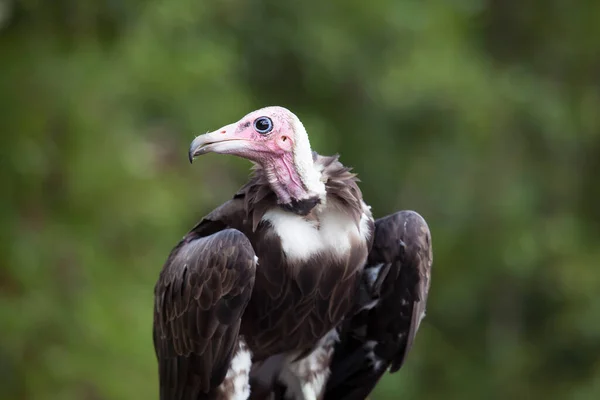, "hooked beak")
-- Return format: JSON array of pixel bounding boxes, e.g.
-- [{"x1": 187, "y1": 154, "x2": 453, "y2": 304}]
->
[{"x1": 188, "y1": 124, "x2": 252, "y2": 163}]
